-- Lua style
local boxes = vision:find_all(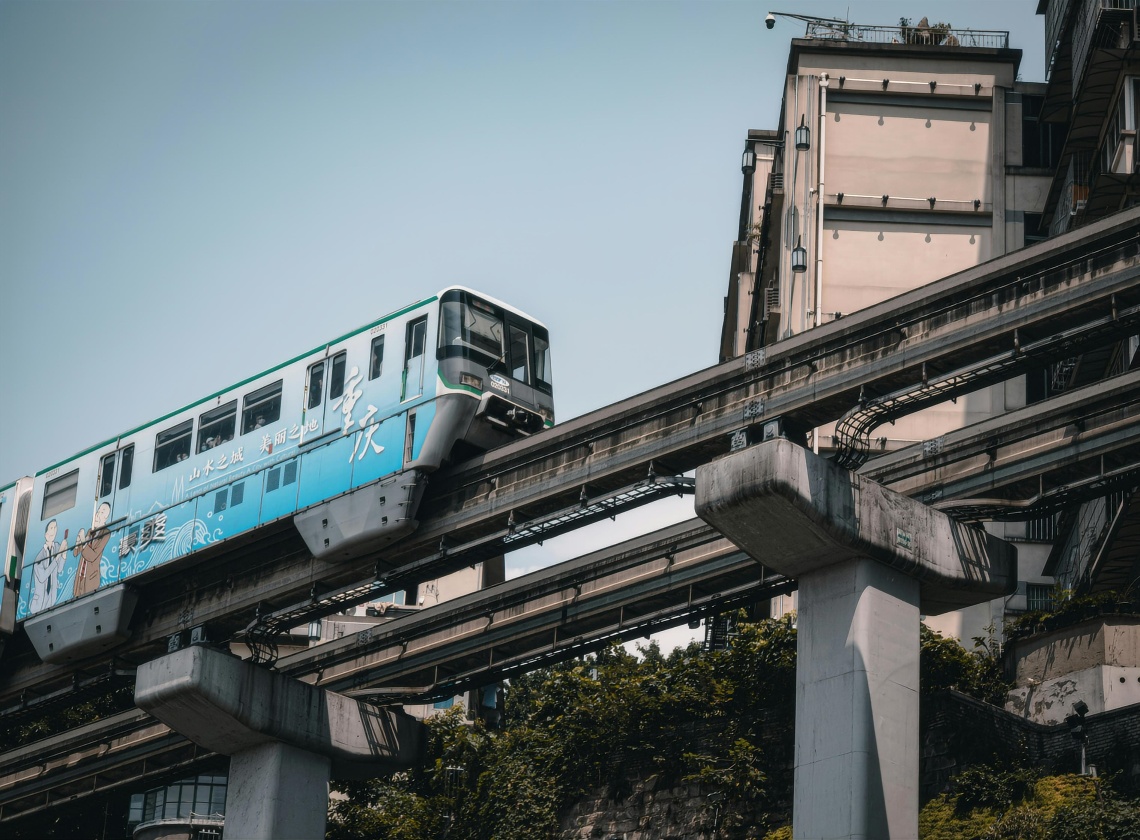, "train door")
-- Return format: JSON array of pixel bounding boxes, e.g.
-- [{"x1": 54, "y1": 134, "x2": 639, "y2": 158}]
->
[
  {"x1": 98, "y1": 444, "x2": 135, "y2": 525},
  {"x1": 304, "y1": 350, "x2": 347, "y2": 437},
  {"x1": 402, "y1": 316, "x2": 428, "y2": 401}
]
